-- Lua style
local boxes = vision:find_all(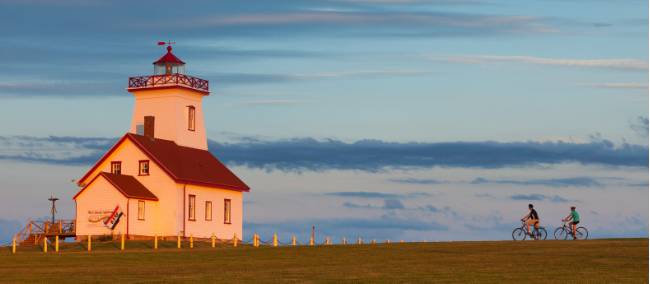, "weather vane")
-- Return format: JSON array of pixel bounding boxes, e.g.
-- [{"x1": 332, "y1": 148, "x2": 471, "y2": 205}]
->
[
  {"x1": 48, "y1": 194, "x2": 59, "y2": 224},
  {"x1": 158, "y1": 40, "x2": 176, "y2": 47}
]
